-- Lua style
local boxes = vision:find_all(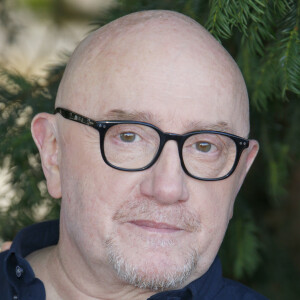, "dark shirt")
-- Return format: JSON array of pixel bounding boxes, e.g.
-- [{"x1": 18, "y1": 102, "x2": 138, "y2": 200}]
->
[{"x1": 0, "y1": 220, "x2": 268, "y2": 300}]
